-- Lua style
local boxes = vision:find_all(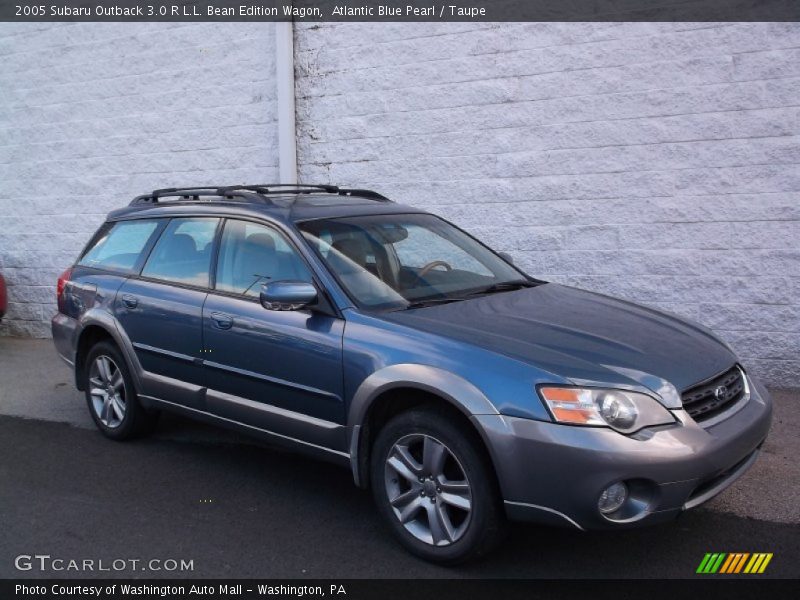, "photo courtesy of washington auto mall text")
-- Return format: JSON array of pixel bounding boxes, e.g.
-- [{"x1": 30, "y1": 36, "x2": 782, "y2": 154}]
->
[
  {"x1": 0, "y1": 1, "x2": 799, "y2": 599},
  {"x1": 16, "y1": 583, "x2": 348, "y2": 597}
]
